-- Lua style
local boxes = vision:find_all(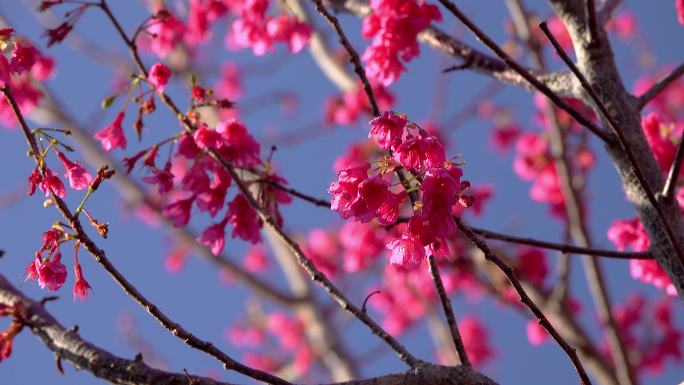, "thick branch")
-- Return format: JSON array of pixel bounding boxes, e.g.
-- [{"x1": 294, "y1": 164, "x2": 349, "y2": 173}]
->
[
  {"x1": 0, "y1": 274, "x2": 236, "y2": 385},
  {"x1": 4, "y1": 85, "x2": 291, "y2": 385},
  {"x1": 328, "y1": 0, "x2": 578, "y2": 96}
]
